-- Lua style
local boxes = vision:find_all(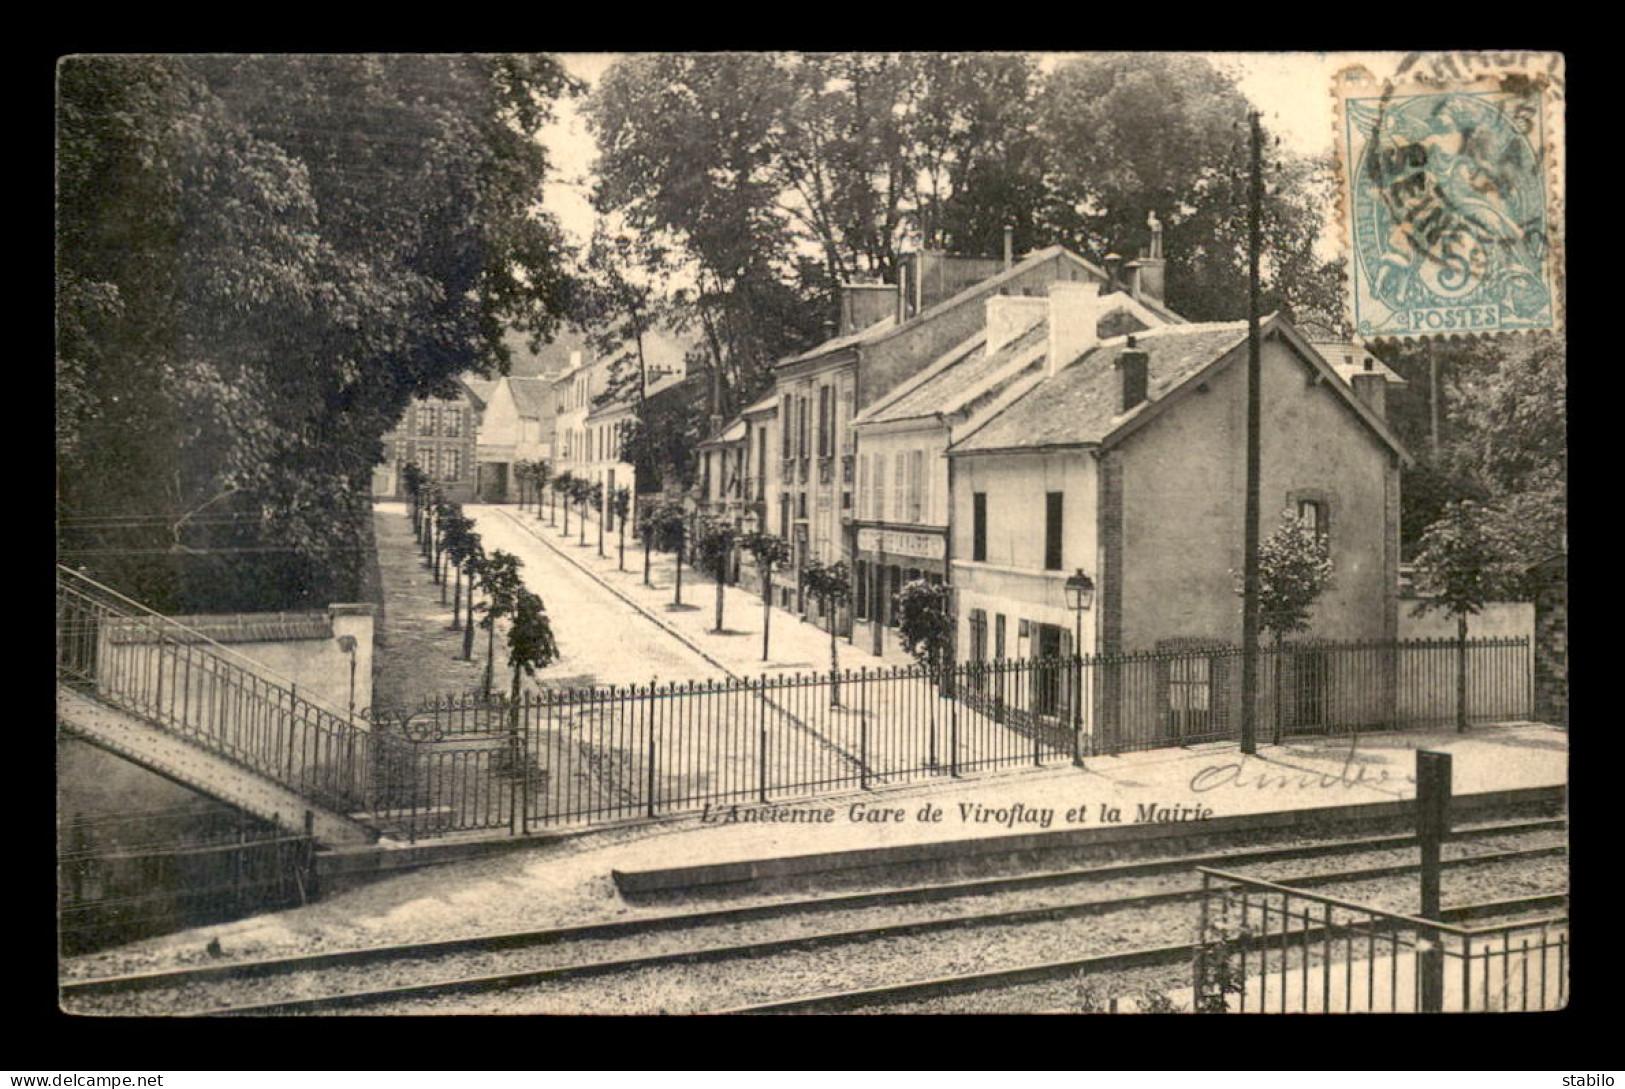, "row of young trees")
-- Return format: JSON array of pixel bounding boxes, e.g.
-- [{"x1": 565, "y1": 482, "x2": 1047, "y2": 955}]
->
[{"x1": 401, "y1": 463, "x2": 559, "y2": 705}]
